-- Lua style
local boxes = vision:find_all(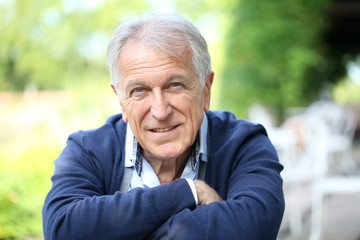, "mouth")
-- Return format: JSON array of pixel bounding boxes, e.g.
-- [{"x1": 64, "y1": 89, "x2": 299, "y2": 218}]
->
[{"x1": 151, "y1": 125, "x2": 178, "y2": 132}]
